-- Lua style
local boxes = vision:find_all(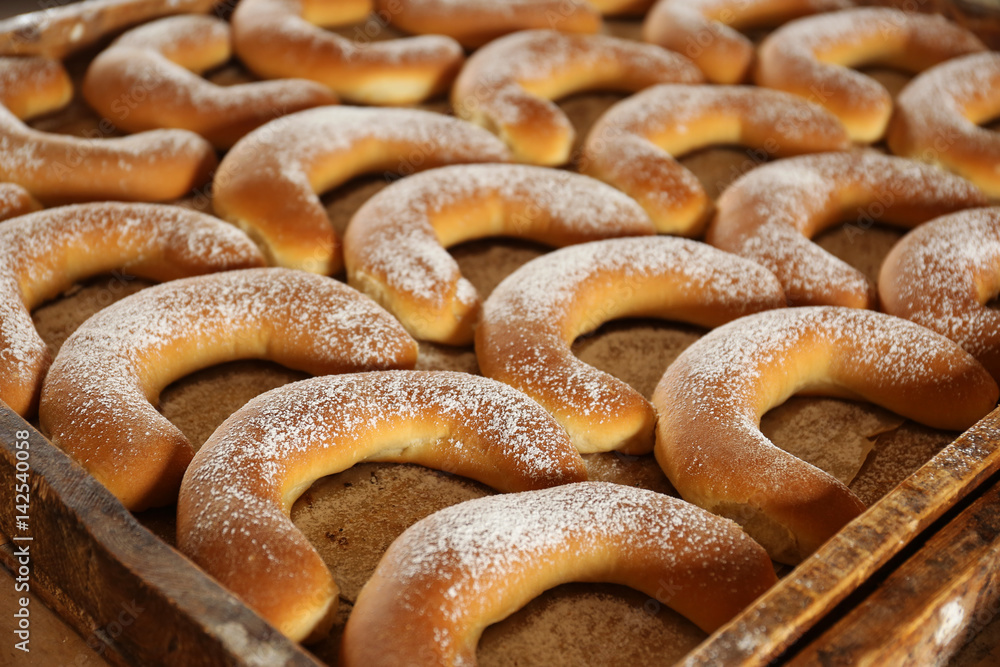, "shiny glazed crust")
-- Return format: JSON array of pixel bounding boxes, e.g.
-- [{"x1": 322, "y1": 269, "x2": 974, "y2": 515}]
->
[
  {"x1": 211, "y1": 106, "x2": 511, "y2": 276},
  {"x1": 706, "y1": 151, "x2": 987, "y2": 308},
  {"x1": 232, "y1": 0, "x2": 464, "y2": 105},
  {"x1": 39, "y1": 268, "x2": 419, "y2": 511},
  {"x1": 343, "y1": 164, "x2": 655, "y2": 345},
  {"x1": 476, "y1": 236, "x2": 786, "y2": 455},
  {"x1": 451, "y1": 30, "x2": 704, "y2": 166},
  {"x1": 0, "y1": 202, "x2": 266, "y2": 417},
  {"x1": 82, "y1": 15, "x2": 338, "y2": 148},
  {"x1": 177, "y1": 371, "x2": 589, "y2": 643},
  {"x1": 887, "y1": 52, "x2": 1000, "y2": 198},
  {"x1": 581, "y1": 84, "x2": 850, "y2": 235},
  {"x1": 755, "y1": 7, "x2": 986, "y2": 142},
  {"x1": 342, "y1": 482, "x2": 777, "y2": 665},
  {"x1": 642, "y1": 0, "x2": 853, "y2": 84},
  {"x1": 654, "y1": 306, "x2": 999, "y2": 564}
]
